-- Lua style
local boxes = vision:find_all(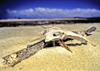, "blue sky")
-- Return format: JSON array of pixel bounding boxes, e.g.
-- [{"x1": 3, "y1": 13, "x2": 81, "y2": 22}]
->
[{"x1": 0, "y1": 0, "x2": 100, "y2": 19}]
